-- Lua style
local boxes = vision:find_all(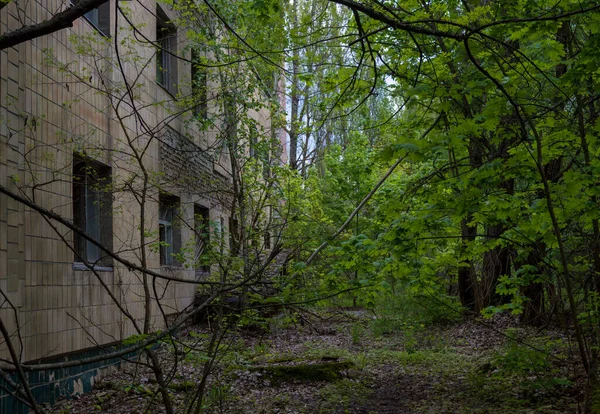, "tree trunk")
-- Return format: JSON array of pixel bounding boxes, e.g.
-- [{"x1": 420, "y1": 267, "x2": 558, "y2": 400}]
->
[
  {"x1": 519, "y1": 241, "x2": 546, "y2": 325},
  {"x1": 458, "y1": 216, "x2": 477, "y2": 311},
  {"x1": 480, "y1": 177, "x2": 514, "y2": 308},
  {"x1": 289, "y1": 0, "x2": 300, "y2": 170}
]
